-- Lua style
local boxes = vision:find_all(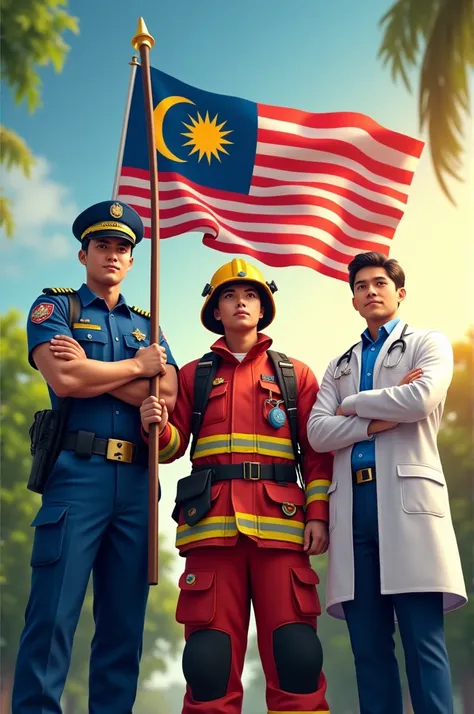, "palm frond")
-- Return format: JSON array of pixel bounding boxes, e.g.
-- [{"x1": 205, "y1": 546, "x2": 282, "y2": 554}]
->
[
  {"x1": 378, "y1": 0, "x2": 439, "y2": 92},
  {"x1": 378, "y1": 0, "x2": 473, "y2": 203},
  {"x1": 419, "y1": 0, "x2": 474, "y2": 202}
]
